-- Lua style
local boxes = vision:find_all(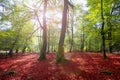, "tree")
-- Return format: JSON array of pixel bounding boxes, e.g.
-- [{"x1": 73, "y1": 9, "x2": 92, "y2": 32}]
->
[
  {"x1": 56, "y1": 0, "x2": 68, "y2": 62},
  {"x1": 68, "y1": 5, "x2": 74, "y2": 52},
  {"x1": 0, "y1": 0, "x2": 35, "y2": 56},
  {"x1": 100, "y1": 0, "x2": 107, "y2": 59},
  {"x1": 38, "y1": 0, "x2": 48, "y2": 60}
]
